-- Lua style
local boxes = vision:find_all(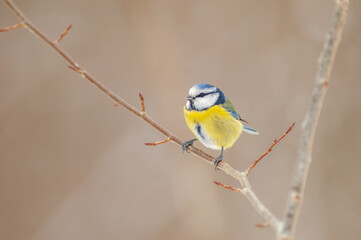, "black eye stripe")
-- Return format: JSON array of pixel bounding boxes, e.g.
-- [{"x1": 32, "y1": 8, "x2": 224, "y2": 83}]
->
[{"x1": 196, "y1": 91, "x2": 216, "y2": 98}]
